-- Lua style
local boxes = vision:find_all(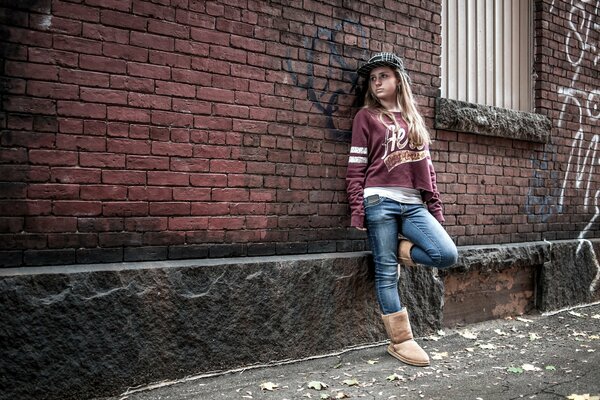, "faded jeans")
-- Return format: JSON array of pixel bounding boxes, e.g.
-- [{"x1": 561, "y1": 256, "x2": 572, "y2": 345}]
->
[{"x1": 364, "y1": 195, "x2": 458, "y2": 314}]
